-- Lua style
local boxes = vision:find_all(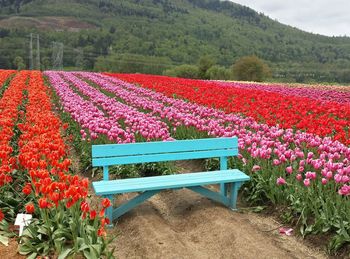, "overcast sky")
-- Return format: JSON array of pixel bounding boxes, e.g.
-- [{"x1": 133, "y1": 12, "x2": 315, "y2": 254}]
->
[{"x1": 231, "y1": 0, "x2": 350, "y2": 37}]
